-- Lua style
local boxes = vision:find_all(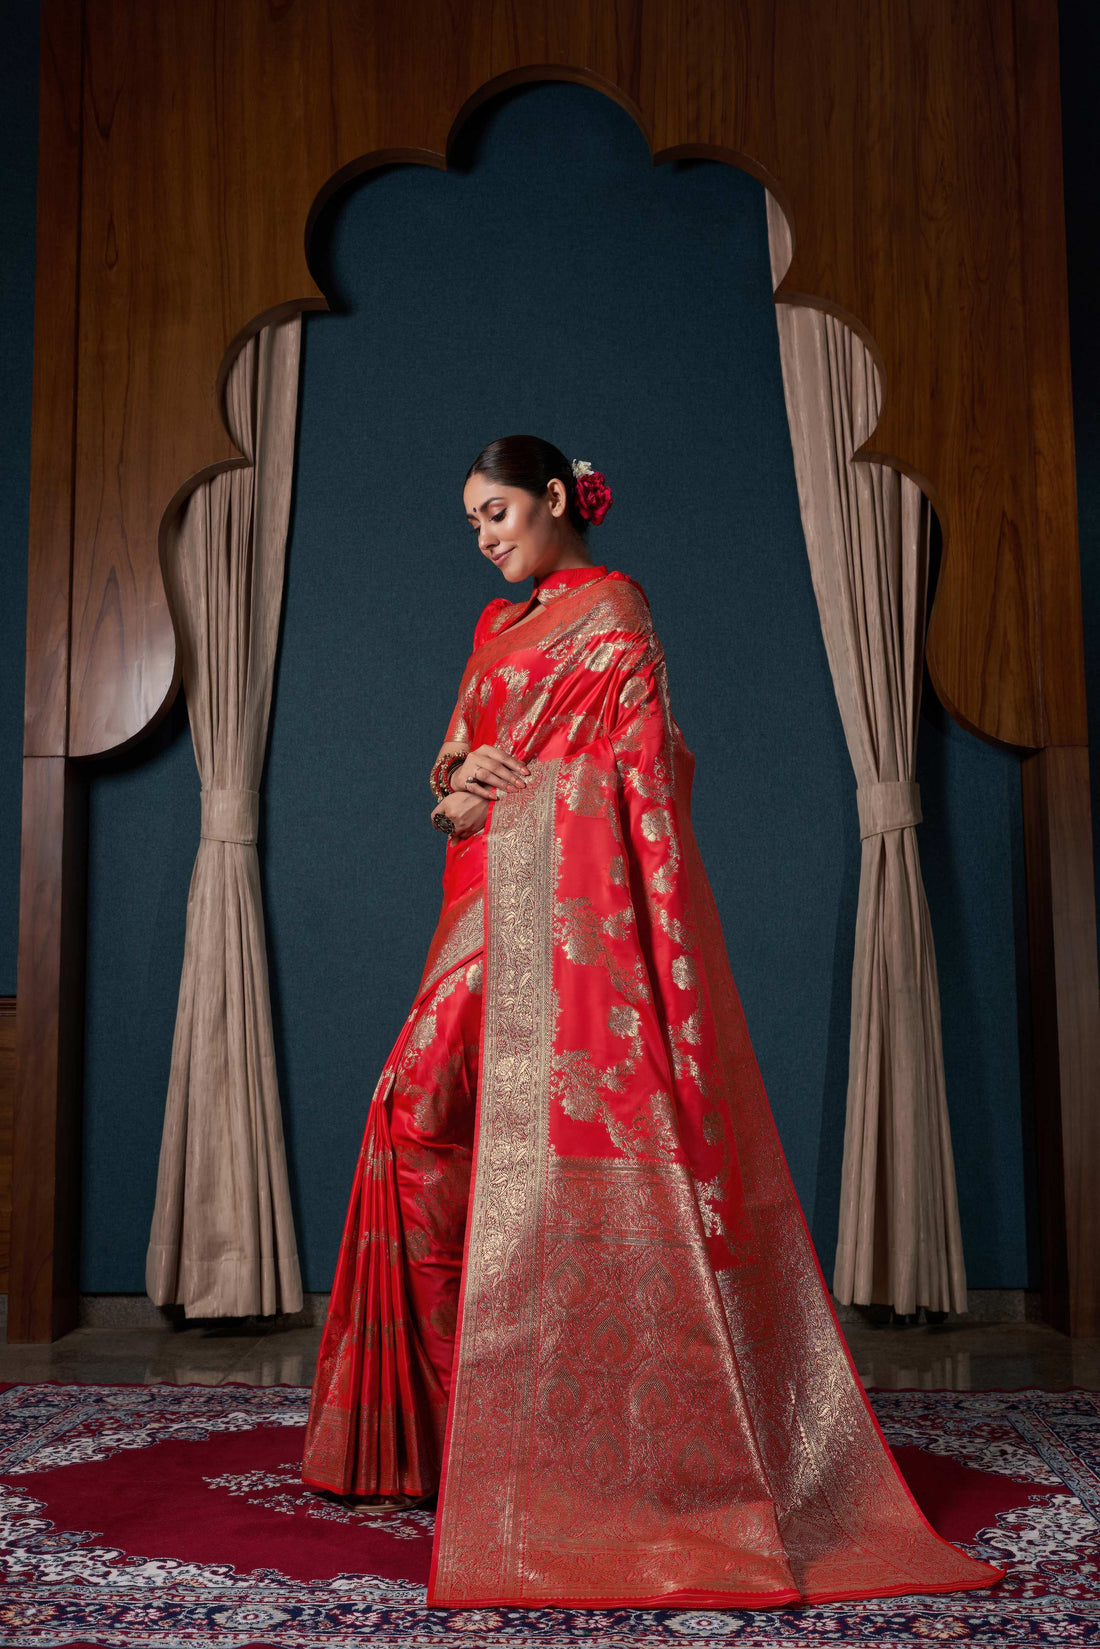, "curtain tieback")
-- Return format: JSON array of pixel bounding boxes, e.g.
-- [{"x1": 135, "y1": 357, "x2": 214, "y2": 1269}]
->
[
  {"x1": 856, "y1": 780, "x2": 921, "y2": 840},
  {"x1": 201, "y1": 787, "x2": 260, "y2": 845}
]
